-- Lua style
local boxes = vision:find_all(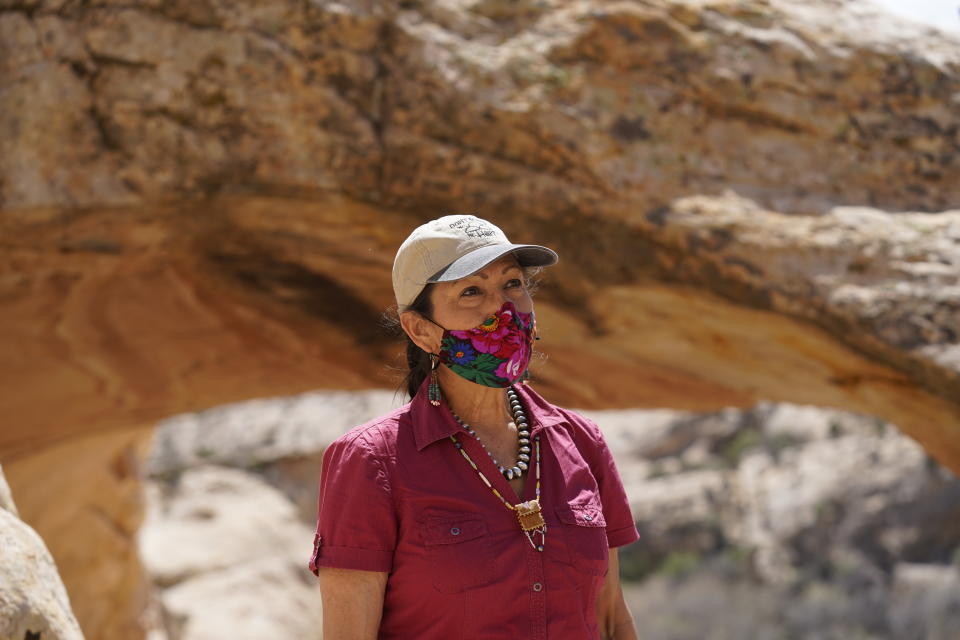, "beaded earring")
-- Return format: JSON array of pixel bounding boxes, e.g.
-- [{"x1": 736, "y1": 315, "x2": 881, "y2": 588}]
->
[{"x1": 428, "y1": 353, "x2": 441, "y2": 406}]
